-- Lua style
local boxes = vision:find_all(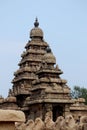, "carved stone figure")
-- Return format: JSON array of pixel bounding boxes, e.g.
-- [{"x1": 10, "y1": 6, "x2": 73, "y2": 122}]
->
[
  {"x1": 80, "y1": 116, "x2": 87, "y2": 124},
  {"x1": 15, "y1": 122, "x2": 26, "y2": 130},
  {"x1": 33, "y1": 118, "x2": 44, "y2": 130},
  {"x1": 79, "y1": 116, "x2": 87, "y2": 130},
  {"x1": 60, "y1": 114, "x2": 77, "y2": 130},
  {"x1": 55, "y1": 116, "x2": 64, "y2": 130},
  {"x1": 25, "y1": 119, "x2": 34, "y2": 130},
  {"x1": 45, "y1": 111, "x2": 53, "y2": 119},
  {"x1": 44, "y1": 112, "x2": 55, "y2": 130}
]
